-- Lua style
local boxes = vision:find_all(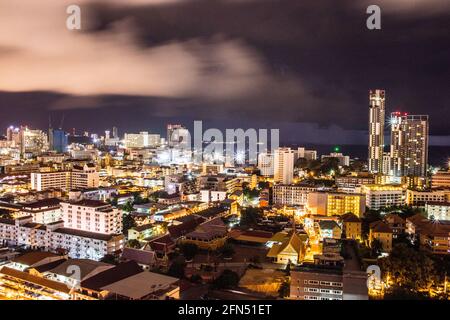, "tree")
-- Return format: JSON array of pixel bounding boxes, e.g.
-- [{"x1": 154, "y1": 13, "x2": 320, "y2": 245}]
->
[
  {"x1": 127, "y1": 239, "x2": 141, "y2": 249},
  {"x1": 278, "y1": 280, "x2": 290, "y2": 298},
  {"x1": 212, "y1": 269, "x2": 240, "y2": 289},
  {"x1": 100, "y1": 254, "x2": 118, "y2": 265},
  {"x1": 180, "y1": 243, "x2": 199, "y2": 262},
  {"x1": 122, "y1": 201, "x2": 134, "y2": 213},
  {"x1": 190, "y1": 274, "x2": 202, "y2": 284},
  {"x1": 370, "y1": 239, "x2": 383, "y2": 258},
  {"x1": 220, "y1": 242, "x2": 235, "y2": 259},
  {"x1": 168, "y1": 257, "x2": 186, "y2": 278},
  {"x1": 378, "y1": 243, "x2": 436, "y2": 292},
  {"x1": 239, "y1": 207, "x2": 262, "y2": 227},
  {"x1": 122, "y1": 214, "x2": 136, "y2": 234}
]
